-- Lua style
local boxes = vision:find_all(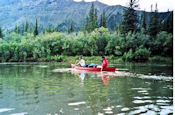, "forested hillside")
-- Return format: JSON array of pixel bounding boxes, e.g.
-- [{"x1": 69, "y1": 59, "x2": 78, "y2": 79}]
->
[{"x1": 0, "y1": 0, "x2": 172, "y2": 32}]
